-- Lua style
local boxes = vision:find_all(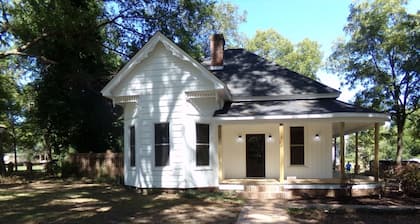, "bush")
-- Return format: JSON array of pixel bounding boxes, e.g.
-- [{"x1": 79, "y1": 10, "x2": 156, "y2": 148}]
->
[{"x1": 395, "y1": 163, "x2": 420, "y2": 196}]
